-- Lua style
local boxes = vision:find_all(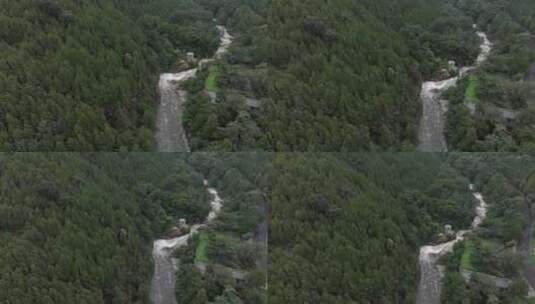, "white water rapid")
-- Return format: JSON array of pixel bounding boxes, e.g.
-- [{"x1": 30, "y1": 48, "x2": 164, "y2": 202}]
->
[
  {"x1": 150, "y1": 180, "x2": 223, "y2": 304},
  {"x1": 416, "y1": 184, "x2": 488, "y2": 304},
  {"x1": 155, "y1": 26, "x2": 234, "y2": 152},
  {"x1": 417, "y1": 29, "x2": 492, "y2": 152}
]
